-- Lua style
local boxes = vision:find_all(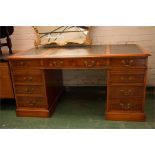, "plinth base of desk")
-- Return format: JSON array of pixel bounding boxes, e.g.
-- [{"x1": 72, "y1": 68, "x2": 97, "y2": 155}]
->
[
  {"x1": 16, "y1": 97, "x2": 60, "y2": 117},
  {"x1": 16, "y1": 108, "x2": 52, "y2": 117},
  {"x1": 16, "y1": 95, "x2": 60, "y2": 117},
  {"x1": 105, "y1": 112, "x2": 145, "y2": 121}
]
